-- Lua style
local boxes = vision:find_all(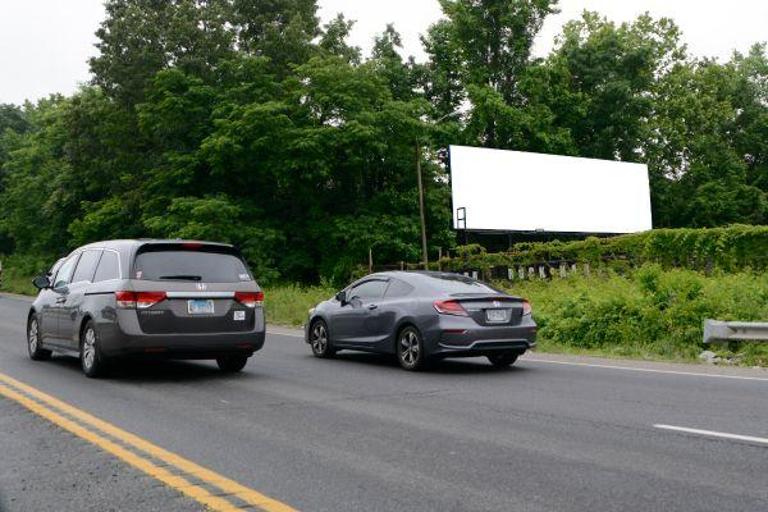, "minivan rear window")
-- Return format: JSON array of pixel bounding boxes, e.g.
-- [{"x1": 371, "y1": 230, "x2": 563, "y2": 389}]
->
[{"x1": 133, "y1": 248, "x2": 251, "y2": 283}]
